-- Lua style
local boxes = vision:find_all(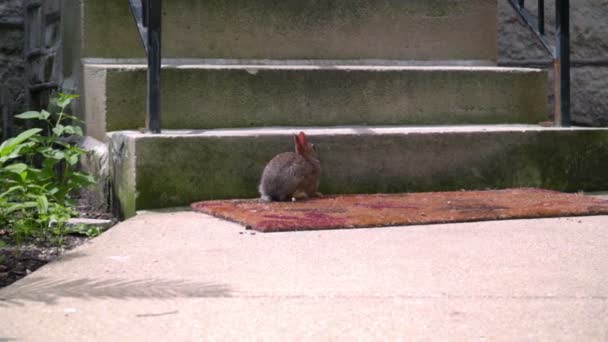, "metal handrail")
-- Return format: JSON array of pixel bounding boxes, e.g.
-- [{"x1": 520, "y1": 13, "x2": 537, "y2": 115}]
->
[
  {"x1": 128, "y1": 0, "x2": 162, "y2": 134},
  {"x1": 1, "y1": 85, "x2": 11, "y2": 139},
  {"x1": 127, "y1": 0, "x2": 570, "y2": 130},
  {"x1": 507, "y1": 0, "x2": 571, "y2": 127}
]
